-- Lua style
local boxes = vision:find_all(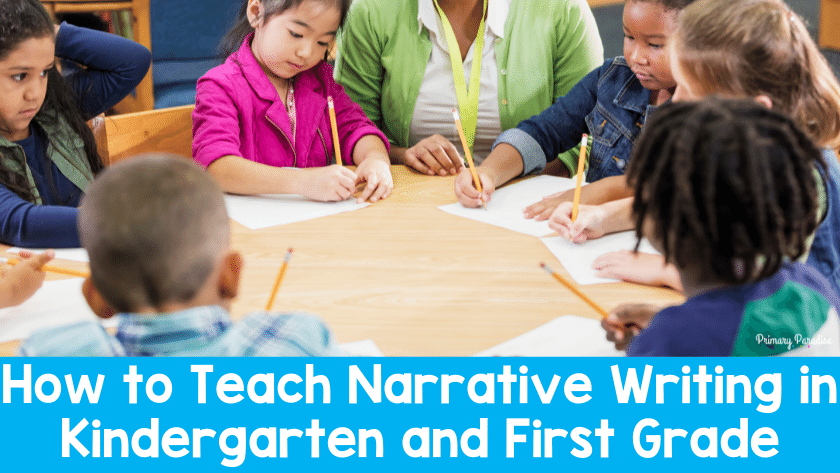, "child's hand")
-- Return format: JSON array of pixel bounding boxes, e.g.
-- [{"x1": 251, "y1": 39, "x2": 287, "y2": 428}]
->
[
  {"x1": 523, "y1": 190, "x2": 573, "y2": 221},
  {"x1": 299, "y1": 165, "x2": 358, "y2": 202},
  {"x1": 548, "y1": 202, "x2": 608, "y2": 243},
  {"x1": 355, "y1": 158, "x2": 393, "y2": 203},
  {"x1": 592, "y1": 250, "x2": 683, "y2": 291},
  {"x1": 402, "y1": 135, "x2": 464, "y2": 176},
  {"x1": 454, "y1": 167, "x2": 494, "y2": 208},
  {"x1": 0, "y1": 250, "x2": 55, "y2": 308},
  {"x1": 601, "y1": 303, "x2": 660, "y2": 350}
]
